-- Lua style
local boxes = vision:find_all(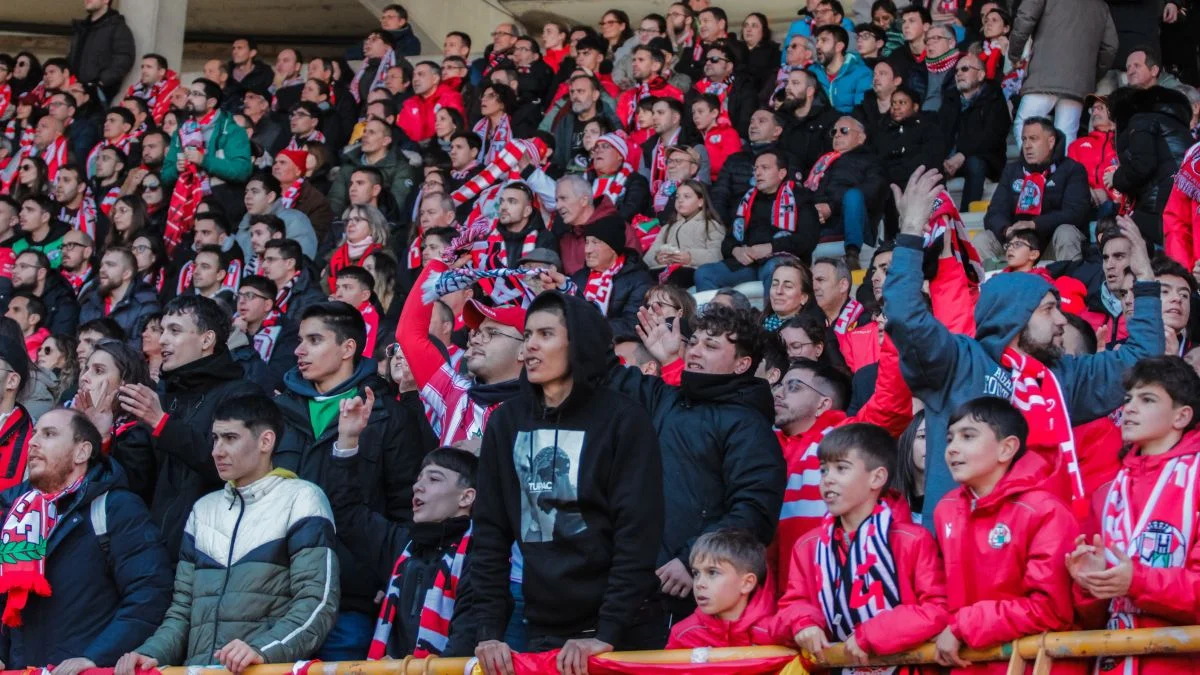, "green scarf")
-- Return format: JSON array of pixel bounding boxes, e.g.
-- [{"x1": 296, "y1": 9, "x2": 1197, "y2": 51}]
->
[{"x1": 308, "y1": 388, "x2": 359, "y2": 439}]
